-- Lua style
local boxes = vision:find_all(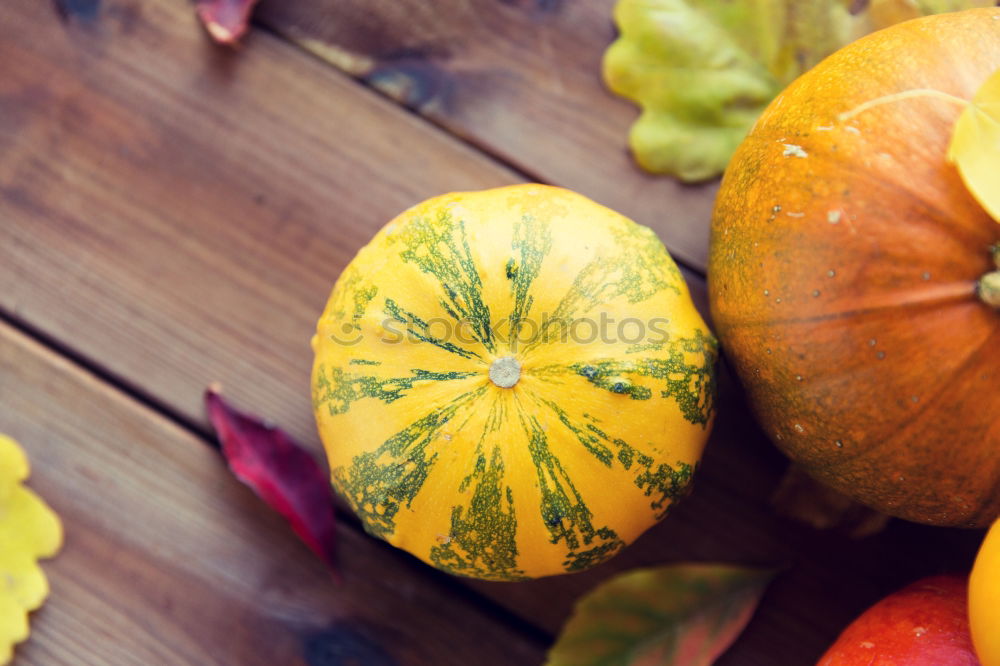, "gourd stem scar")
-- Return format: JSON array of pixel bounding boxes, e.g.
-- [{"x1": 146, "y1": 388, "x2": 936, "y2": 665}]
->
[{"x1": 489, "y1": 356, "x2": 521, "y2": 388}]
